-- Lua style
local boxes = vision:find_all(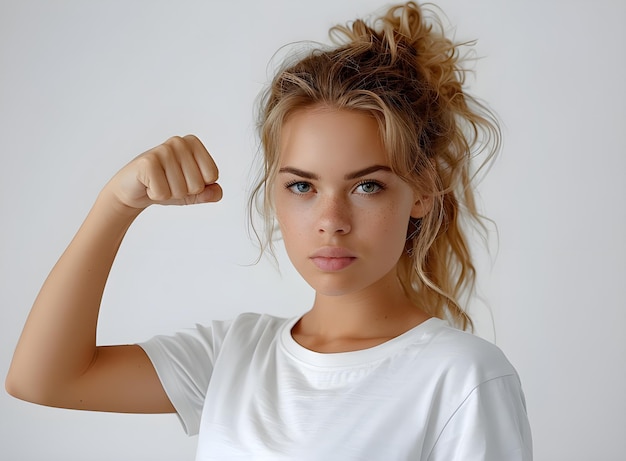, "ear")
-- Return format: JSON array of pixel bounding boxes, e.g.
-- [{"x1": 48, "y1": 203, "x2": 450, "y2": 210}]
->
[{"x1": 410, "y1": 193, "x2": 433, "y2": 219}]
